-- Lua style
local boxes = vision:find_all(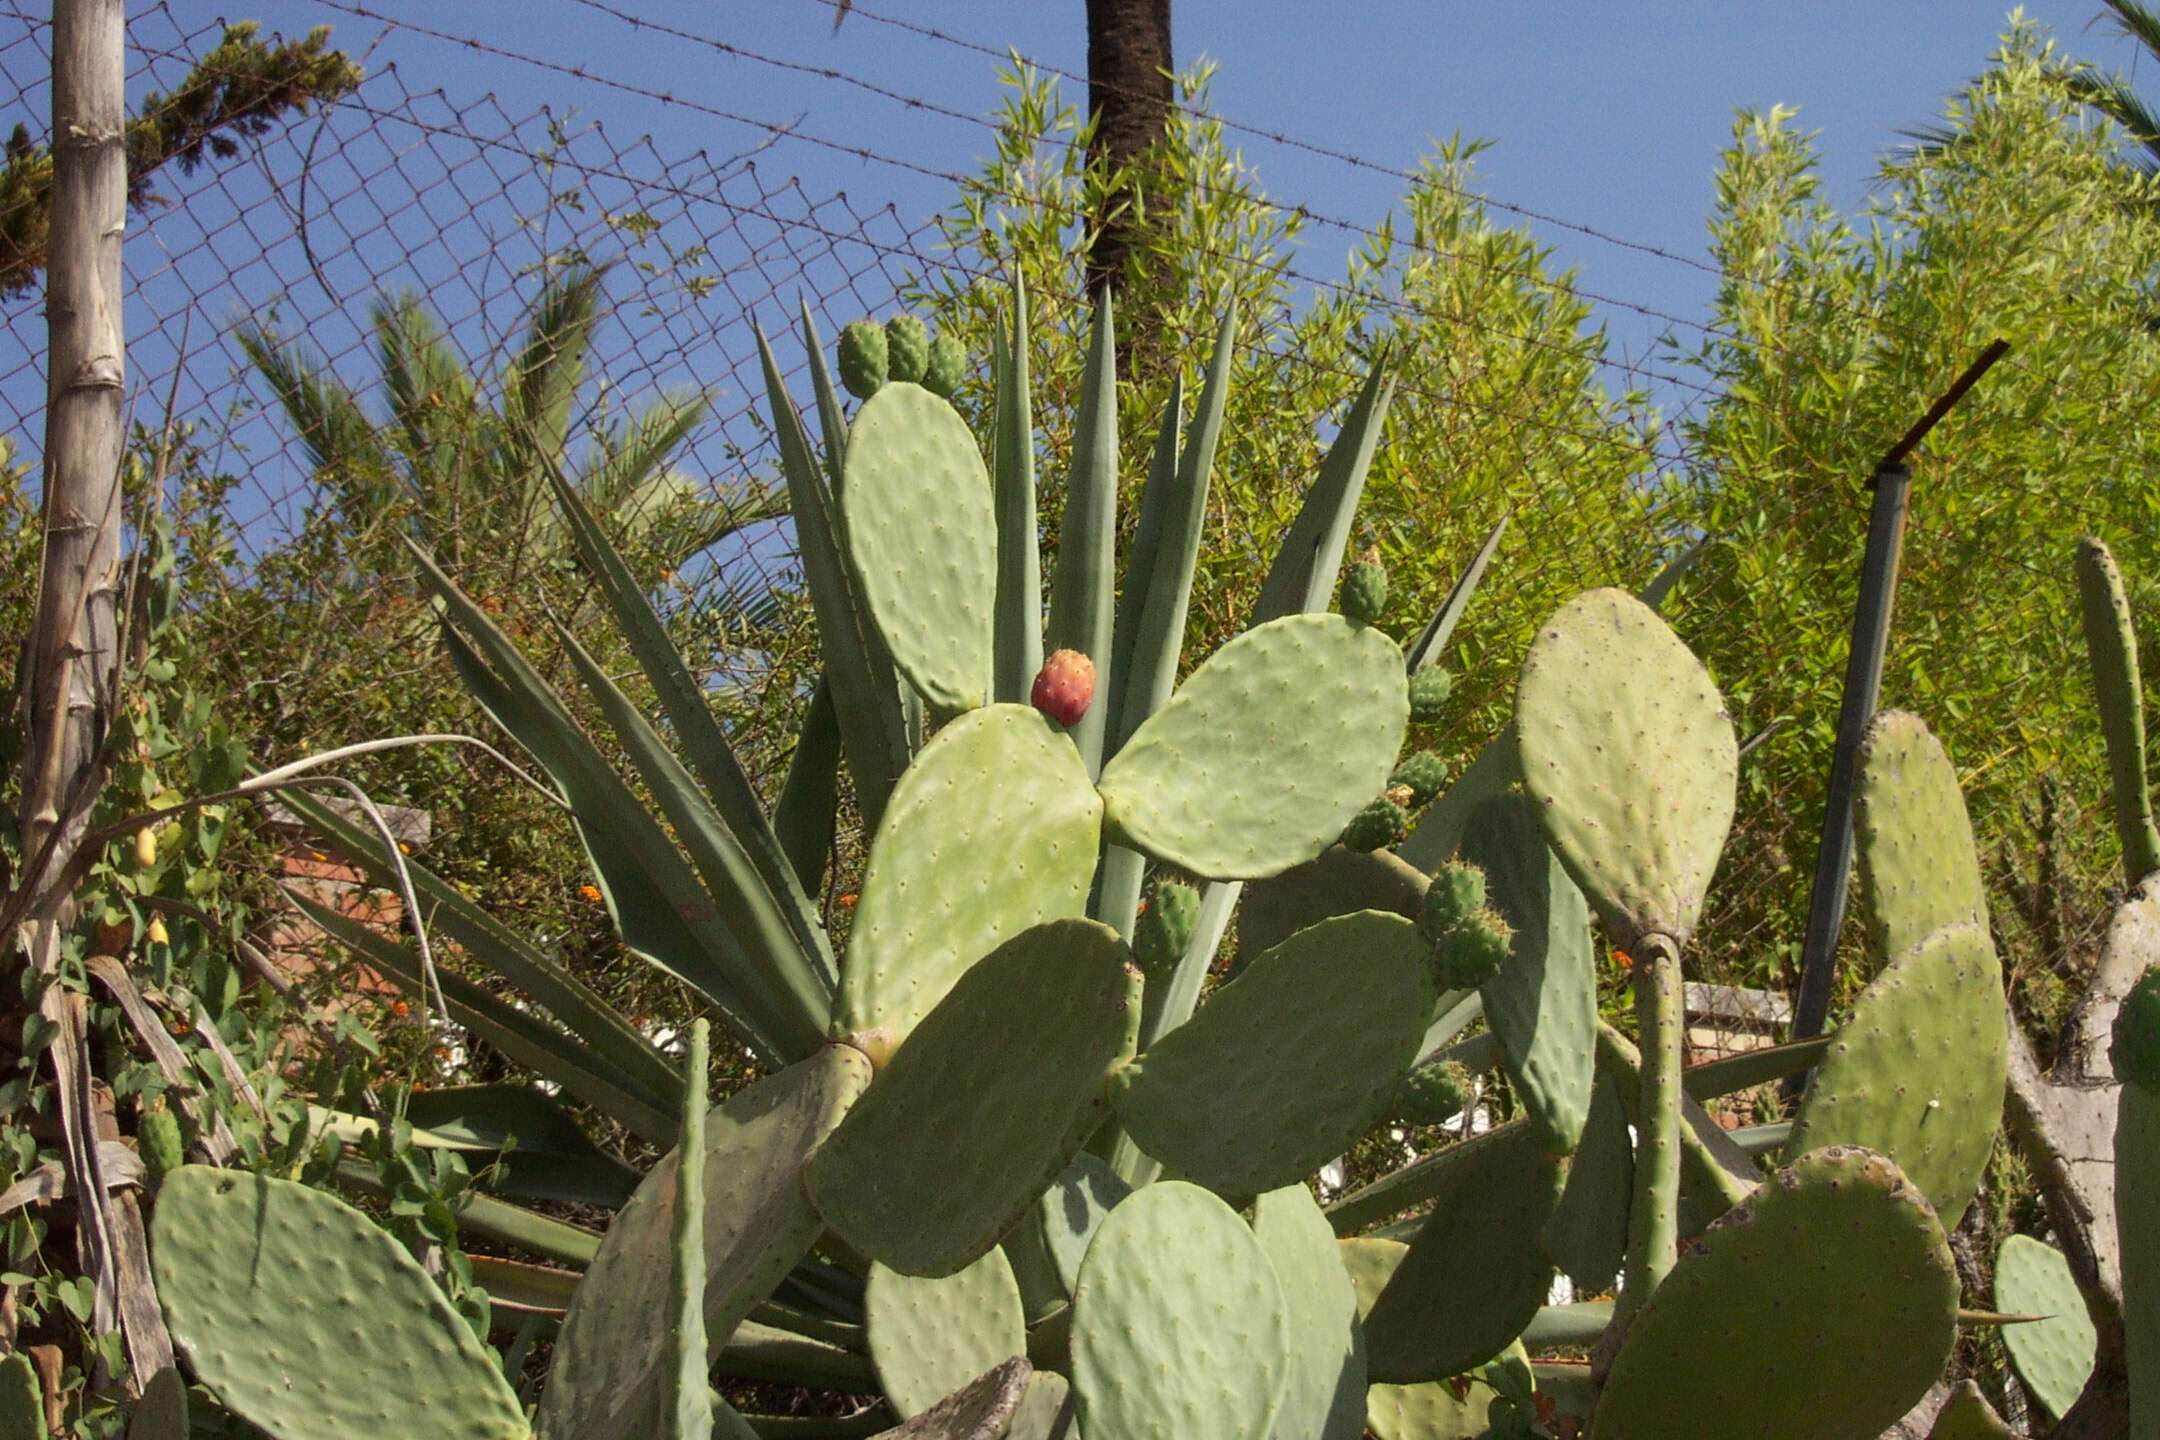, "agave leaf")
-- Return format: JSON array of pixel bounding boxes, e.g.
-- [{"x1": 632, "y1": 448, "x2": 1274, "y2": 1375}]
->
[
  {"x1": 772, "y1": 679, "x2": 842, "y2": 896},
  {"x1": 1405, "y1": 515, "x2": 1508, "y2": 672},
  {"x1": 1044, "y1": 291, "x2": 1120, "y2": 777},
  {"x1": 1249, "y1": 353, "x2": 1395, "y2": 625},
  {"x1": 277, "y1": 788, "x2": 678, "y2": 1107},
  {"x1": 992, "y1": 276, "x2": 1044, "y2": 703}
]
